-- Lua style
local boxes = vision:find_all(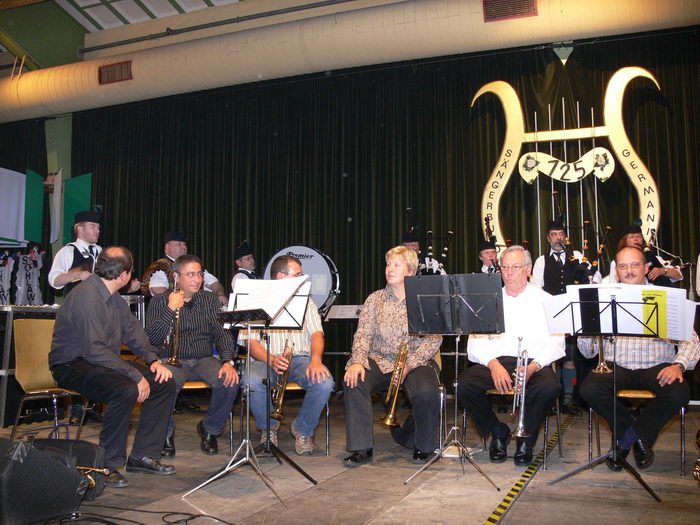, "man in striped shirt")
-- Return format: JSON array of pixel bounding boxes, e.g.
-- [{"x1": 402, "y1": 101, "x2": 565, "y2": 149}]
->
[
  {"x1": 239, "y1": 255, "x2": 335, "y2": 455},
  {"x1": 578, "y1": 246, "x2": 700, "y2": 470},
  {"x1": 146, "y1": 255, "x2": 239, "y2": 457}
]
